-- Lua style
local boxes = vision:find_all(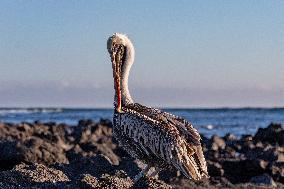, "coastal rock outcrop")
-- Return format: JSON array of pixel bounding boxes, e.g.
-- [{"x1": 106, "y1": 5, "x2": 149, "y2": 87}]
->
[
  {"x1": 0, "y1": 120, "x2": 284, "y2": 188},
  {"x1": 254, "y1": 123, "x2": 284, "y2": 145}
]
